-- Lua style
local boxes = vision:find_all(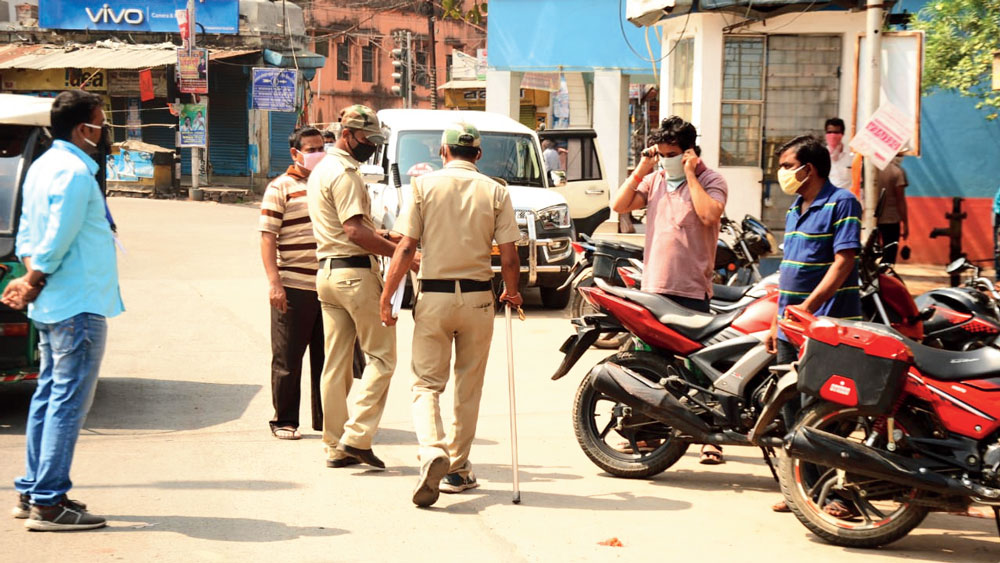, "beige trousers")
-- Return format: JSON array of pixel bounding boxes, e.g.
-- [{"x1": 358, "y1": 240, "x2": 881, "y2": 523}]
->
[
  {"x1": 410, "y1": 287, "x2": 495, "y2": 476},
  {"x1": 317, "y1": 261, "x2": 396, "y2": 457}
]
